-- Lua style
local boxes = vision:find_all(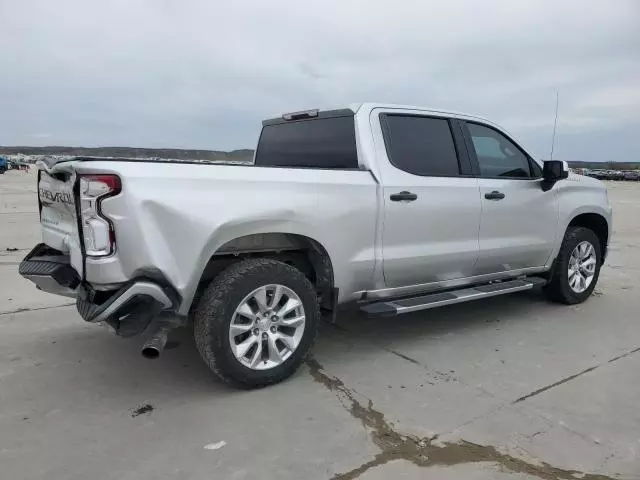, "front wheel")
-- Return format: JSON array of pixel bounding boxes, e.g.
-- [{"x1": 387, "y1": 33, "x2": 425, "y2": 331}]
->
[
  {"x1": 544, "y1": 226, "x2": 602, "y2": 304},
  {"x1": 193, "y1": 258, "x2": 320, "y2": 388}
]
